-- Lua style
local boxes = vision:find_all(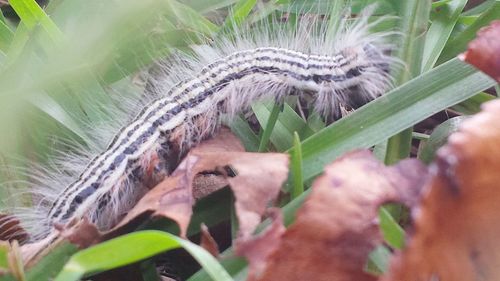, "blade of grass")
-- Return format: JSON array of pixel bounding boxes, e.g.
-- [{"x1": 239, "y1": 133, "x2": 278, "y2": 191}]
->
[
  {"x1": 418, "y1": 116, "x2": 468, "y2": 163},
  {"x1": 9, "y1": 0, "x2": 63, "y2": 42},
  {"x1": 223, "y1": 0, "x2": 257, "y2": 28},
  {"x1": 182, "y1": 0, "x2": 238, "y2": 14},
  {"x1": 385, "y1": 0, "x2": 430, "y2": 164},
  {"x1": 164, "y1": 0, "x2": 218, "y2": 35},
  {"x1": 379, "y1": 206, "x2": 405, "y2": 249},
  {"x1": 299, "y1": 58, "x2": 496, "y2": 182},
  {"x1": 462, "y1": 0, "x2": 496, "y2": 15},
  {"x1": 54, "y1": 231, "x2": 232, "y2": 281},
  {"x1": 25, "y1": 243, "x2": 78, "y2": 281},
  {"x1": 437, "y1": 1, "x2": 500, "y2": 64},
  {"x1": 0, "y1": 20, "x2": 13, "y2": 52},
  {"x1": 256, "y1": 102, "x2": 282, "y2": 152},
  {"x1": 422, "y1": 0, "x2": 467, "y2": 72},
  {"x1": 290, "y1": 132, "x2": 304, "y2": 199},
  {"x1": 225, "y1": 115, "x2": 260, "y2": 151},
  {"x1": 365, "y1": 244, "x2": 391, "y2": 275},
  {"x1": 451, "y1": 92, "x2": 495, "y2": 114}
]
